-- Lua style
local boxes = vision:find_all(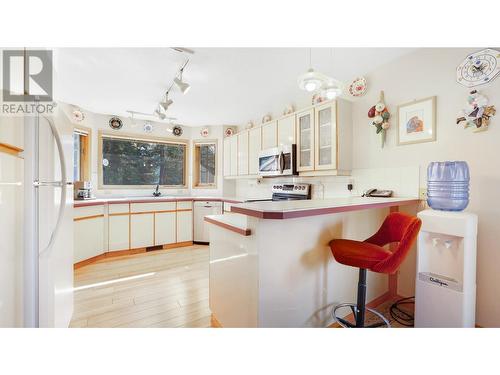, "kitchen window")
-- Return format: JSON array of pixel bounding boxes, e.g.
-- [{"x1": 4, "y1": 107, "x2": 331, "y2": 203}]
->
[
  {"x1": 99, "y1": 133, "x2": 187, "y2": 188},
  {"x1": 193, "y1": 141, "x2": 216, "y2": 188},
  {"x1": 73, "y1": 127, "x2": 91, "y2": 182}
]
